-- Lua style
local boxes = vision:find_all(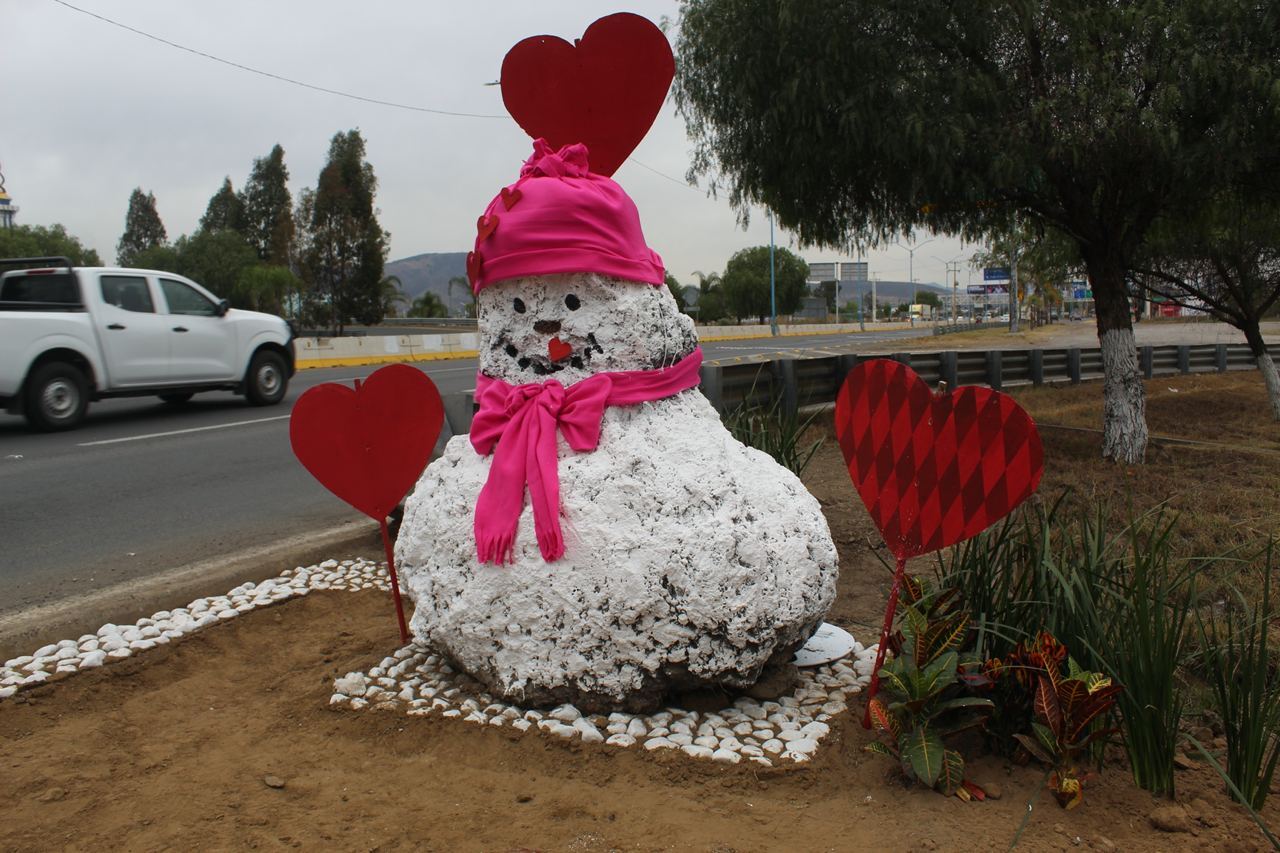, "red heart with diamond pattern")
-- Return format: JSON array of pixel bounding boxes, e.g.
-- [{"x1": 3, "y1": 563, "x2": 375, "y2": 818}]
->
[
  {"x1": 290, "y1": 364, "x2": 443, "y2": 521},
  {"x1": 835, "y1": 359, "x2": 1043, "y2": 560},
  {"x1": 500, "y1": 13, "x2": 674, "y2": 178}
]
